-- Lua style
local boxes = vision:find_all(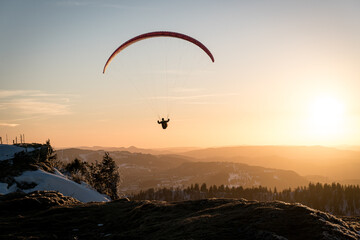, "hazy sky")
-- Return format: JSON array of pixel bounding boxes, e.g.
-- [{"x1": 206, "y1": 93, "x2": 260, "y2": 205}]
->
[{"x1": 1, "y1": 0, "x2": 360, "y2": 148}]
